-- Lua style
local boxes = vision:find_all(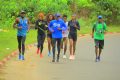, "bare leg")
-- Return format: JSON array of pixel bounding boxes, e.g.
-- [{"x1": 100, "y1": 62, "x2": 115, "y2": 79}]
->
[
  {"x1": 69, "y1": 39, "x2": 73, "y2": 55},
  {"x1": 63, "y1": 37, "x2": 67, "y2": 55},
  {"x1": 73, "y1": 41, "x2": 76, "y2": 55},
  {"x1": 95, "y1": 46, "x2": 99, "y2": 59},
  {"x1": 47, "y1": 37, "x2": 52, "y2": 53}
]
